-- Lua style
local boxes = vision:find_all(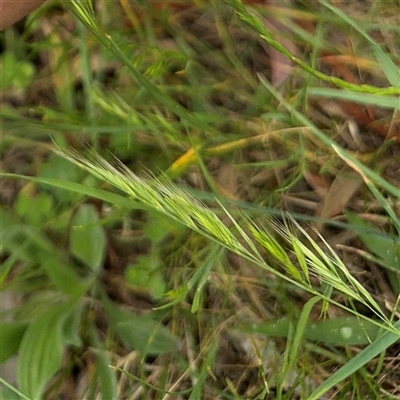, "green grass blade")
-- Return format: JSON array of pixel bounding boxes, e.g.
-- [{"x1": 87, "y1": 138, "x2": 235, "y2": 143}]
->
[
  {"x1": 63, "y1": 0, "x2": 216, "y2": 134},
  {"x1": 307, "y1": 88, "x2": 400, "y2": 109},
  {"x1": 225, "y1": 0, "x2": 400, "y2": 95},
  {"x1": 0, "y1": 172, "x2": 142, "y2": 210},
  {"x1": 258, "y1": 74, "x2": 400, "y2": 199},
  {"x1": 282, "y1": 297, "x2": 320, "y2": 388},
  {"x1": 17, "y1": 302, "x2": 75, "y2": 399}
]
